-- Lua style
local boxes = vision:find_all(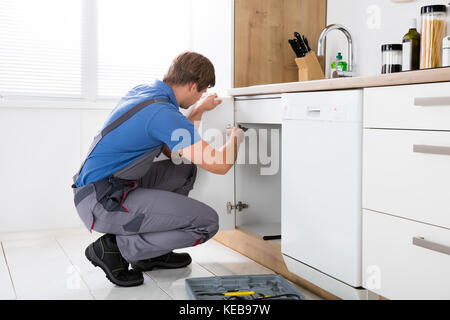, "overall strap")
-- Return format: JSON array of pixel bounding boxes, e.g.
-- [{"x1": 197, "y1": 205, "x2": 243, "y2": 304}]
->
[{"x1": 72, "y1": 98, "x2": 167, "y2": 186}]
